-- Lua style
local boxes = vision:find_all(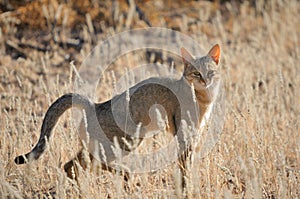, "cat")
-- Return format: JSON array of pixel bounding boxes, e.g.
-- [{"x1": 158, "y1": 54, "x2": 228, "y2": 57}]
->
[{"x1": 15, "y1": 44, "x2": 221, "y2": 188}]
